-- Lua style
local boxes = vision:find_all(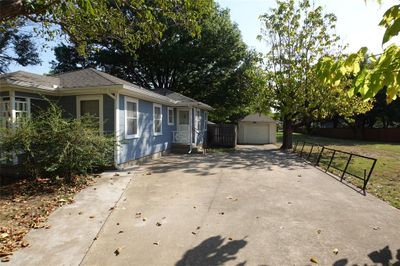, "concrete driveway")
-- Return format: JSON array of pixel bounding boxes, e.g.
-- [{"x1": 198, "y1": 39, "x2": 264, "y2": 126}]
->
[{"x1": 82, "y1": 145, "x2": 400, "y2": 266}]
